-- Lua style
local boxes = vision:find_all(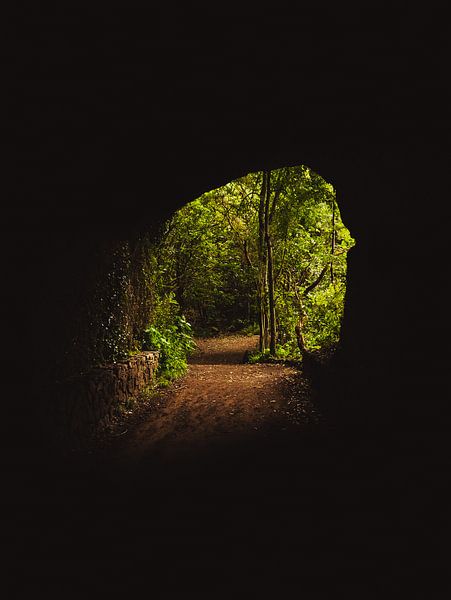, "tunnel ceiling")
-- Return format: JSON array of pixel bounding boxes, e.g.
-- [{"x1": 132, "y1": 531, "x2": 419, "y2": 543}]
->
[{"x1": 9, "y1": 7, "x2": 448, "y2": 237}]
